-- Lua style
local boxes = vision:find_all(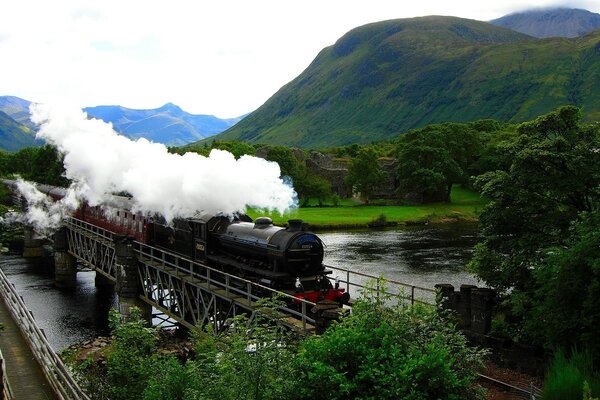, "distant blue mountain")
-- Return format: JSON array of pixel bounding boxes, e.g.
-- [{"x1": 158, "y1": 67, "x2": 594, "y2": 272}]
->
[
  {"x1": 490, "y1": 8, "x2": 600, "y2": 38},
  {"x1": 84, "y1": 103, "x2": 245, "y2": 146}
]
